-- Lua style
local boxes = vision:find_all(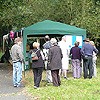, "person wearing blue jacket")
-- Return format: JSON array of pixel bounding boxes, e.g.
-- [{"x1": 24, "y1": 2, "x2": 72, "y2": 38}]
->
[{"x1": 81, "y1": 38, "x2": 98, "y2": 79}]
